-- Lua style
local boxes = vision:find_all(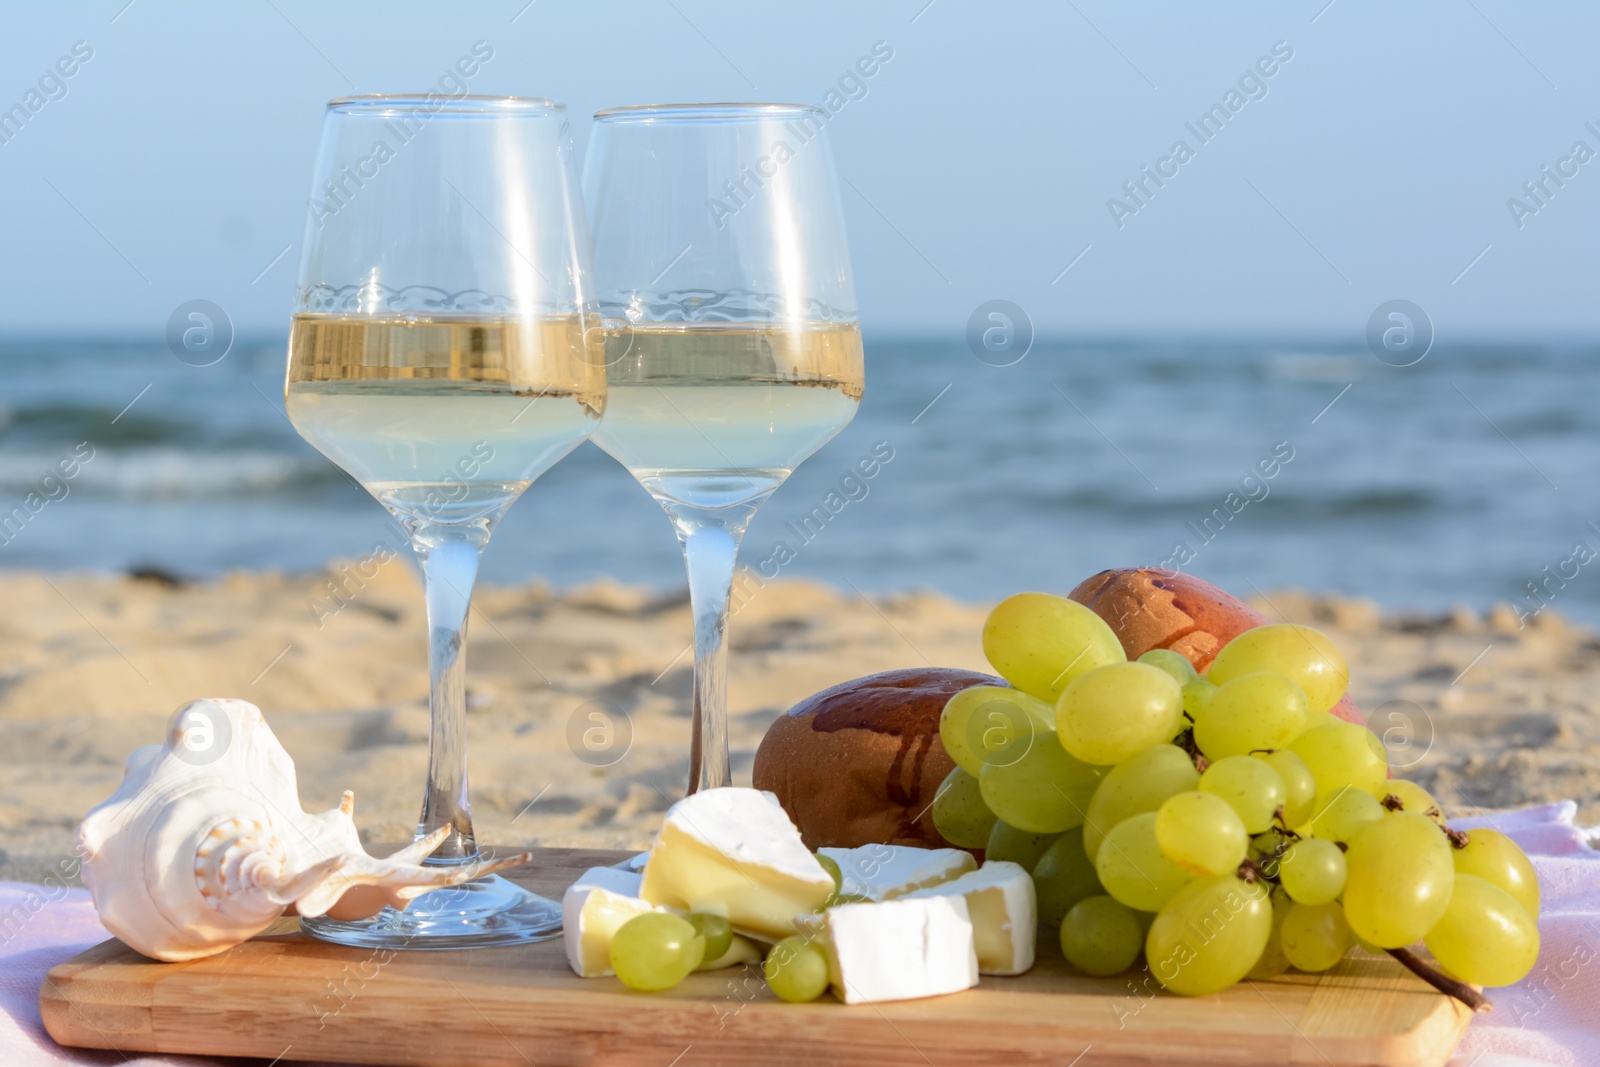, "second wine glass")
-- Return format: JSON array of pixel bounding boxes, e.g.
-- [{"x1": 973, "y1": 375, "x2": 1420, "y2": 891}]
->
[{"x1": 583, "y1": 103, "x2": 865, "y2": 793}]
